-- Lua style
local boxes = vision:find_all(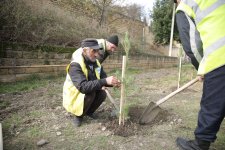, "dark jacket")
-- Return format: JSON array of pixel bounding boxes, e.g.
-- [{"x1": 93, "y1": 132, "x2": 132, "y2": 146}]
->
[
  {"x1": 69, "y1": 55, "x2": 108, "y2": 94},
  {"x1": 176, "y1": 11, "x2": 203, "y2": 70},
  {"x1": 98, "y1": 50, "x2": 110, "y2": 63}
]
